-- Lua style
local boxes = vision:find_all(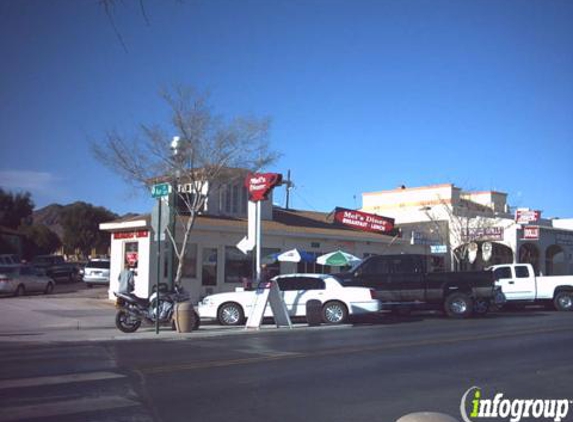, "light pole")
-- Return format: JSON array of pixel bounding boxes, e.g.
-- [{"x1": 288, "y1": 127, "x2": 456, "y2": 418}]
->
[{"x1": 169, "y1": 136, "x2": 187, "y2": 291}]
